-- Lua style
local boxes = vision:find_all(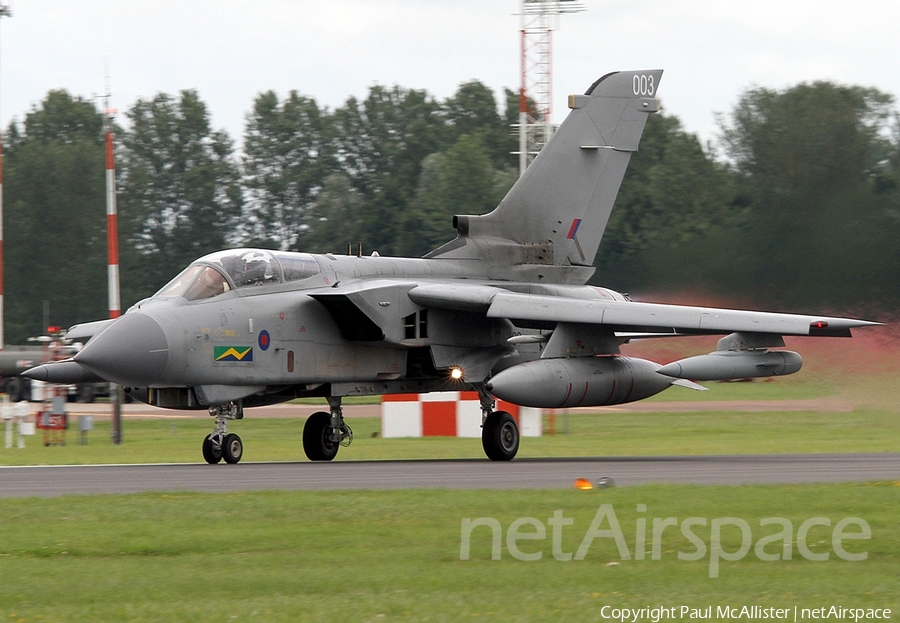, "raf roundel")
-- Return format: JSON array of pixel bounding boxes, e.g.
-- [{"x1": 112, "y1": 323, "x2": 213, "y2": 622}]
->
[{"x1": 258, "y1": 330, "x2": 271, "y2": 351}]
